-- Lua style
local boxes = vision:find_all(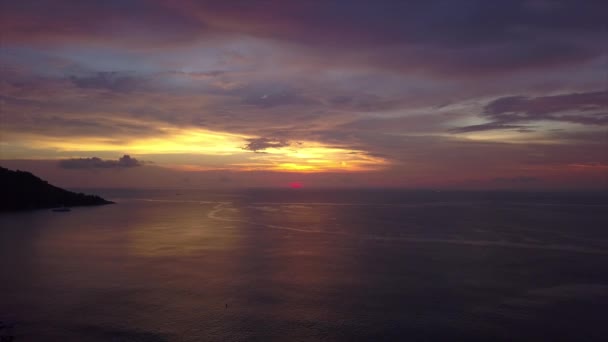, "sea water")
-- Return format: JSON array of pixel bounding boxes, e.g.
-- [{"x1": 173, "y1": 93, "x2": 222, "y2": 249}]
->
[{"x1": 1, "y1": 189, "x2": 607, "y2": 341}]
